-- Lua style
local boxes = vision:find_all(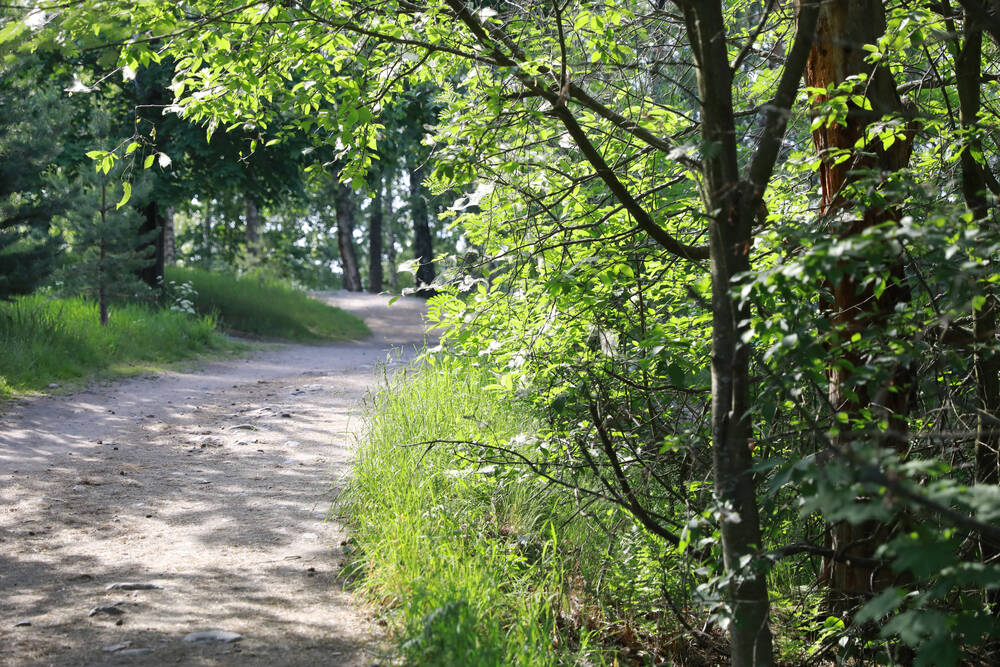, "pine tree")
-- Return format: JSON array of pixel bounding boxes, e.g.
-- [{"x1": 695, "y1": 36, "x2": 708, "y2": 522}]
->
[
  {"x1": 57, "y1": 110, "x2": 155, "y2": 324},
  {"x1": 0, "y1": 56, "x2": 70, "y2": 299}
]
